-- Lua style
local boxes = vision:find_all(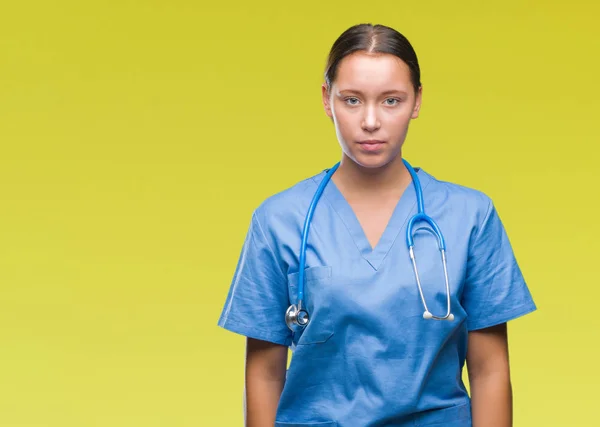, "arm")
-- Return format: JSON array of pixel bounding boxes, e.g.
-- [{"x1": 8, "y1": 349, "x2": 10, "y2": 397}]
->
[
  {"x1": 244, "y1": 337, "x2": 289, "y2": 427},
  {"x1": 466, "y1": 323, "x2": 512, "y2": 427}
]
